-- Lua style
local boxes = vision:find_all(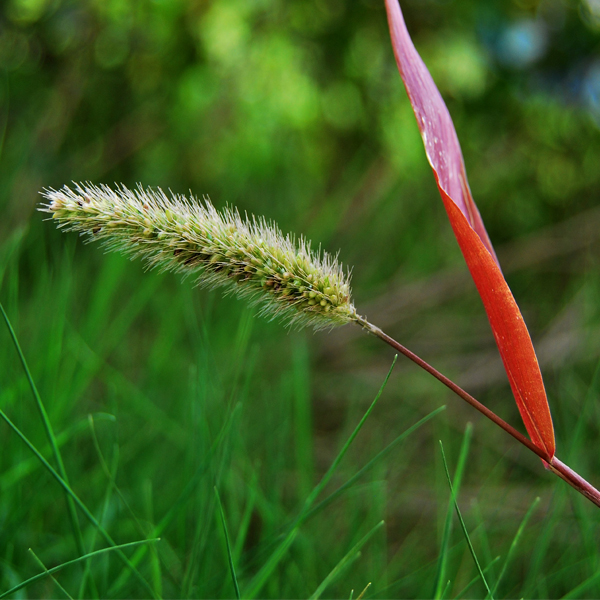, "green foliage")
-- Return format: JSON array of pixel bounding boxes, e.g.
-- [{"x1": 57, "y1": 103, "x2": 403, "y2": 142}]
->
[{"x1": 2, "y1": 0, "x2": 600, "y2": 598}]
